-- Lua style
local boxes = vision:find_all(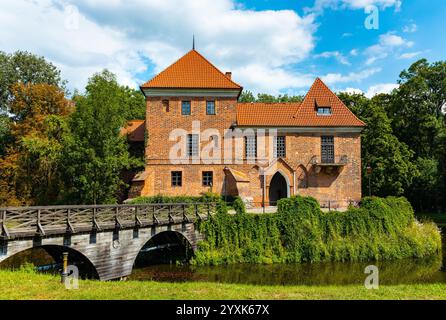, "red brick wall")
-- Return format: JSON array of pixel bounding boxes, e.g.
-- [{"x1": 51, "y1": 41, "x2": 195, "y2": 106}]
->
[{"x1": 134, "y1": 95, "x2": 362, "y2": 209}]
